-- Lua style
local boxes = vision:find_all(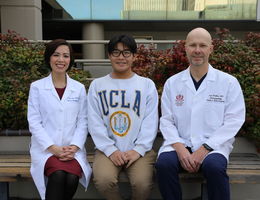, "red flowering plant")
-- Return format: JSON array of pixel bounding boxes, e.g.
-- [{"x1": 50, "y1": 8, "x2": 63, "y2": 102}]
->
[
  {"x1": 132, "y1": 28, "x2": 260, "y2": 147},
  {"x1": 211, "y1": 28, "x2": 260, "y2": 147},
  {"x1": 132, "y1": 41, "x2": 188, "y2": 94}
]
